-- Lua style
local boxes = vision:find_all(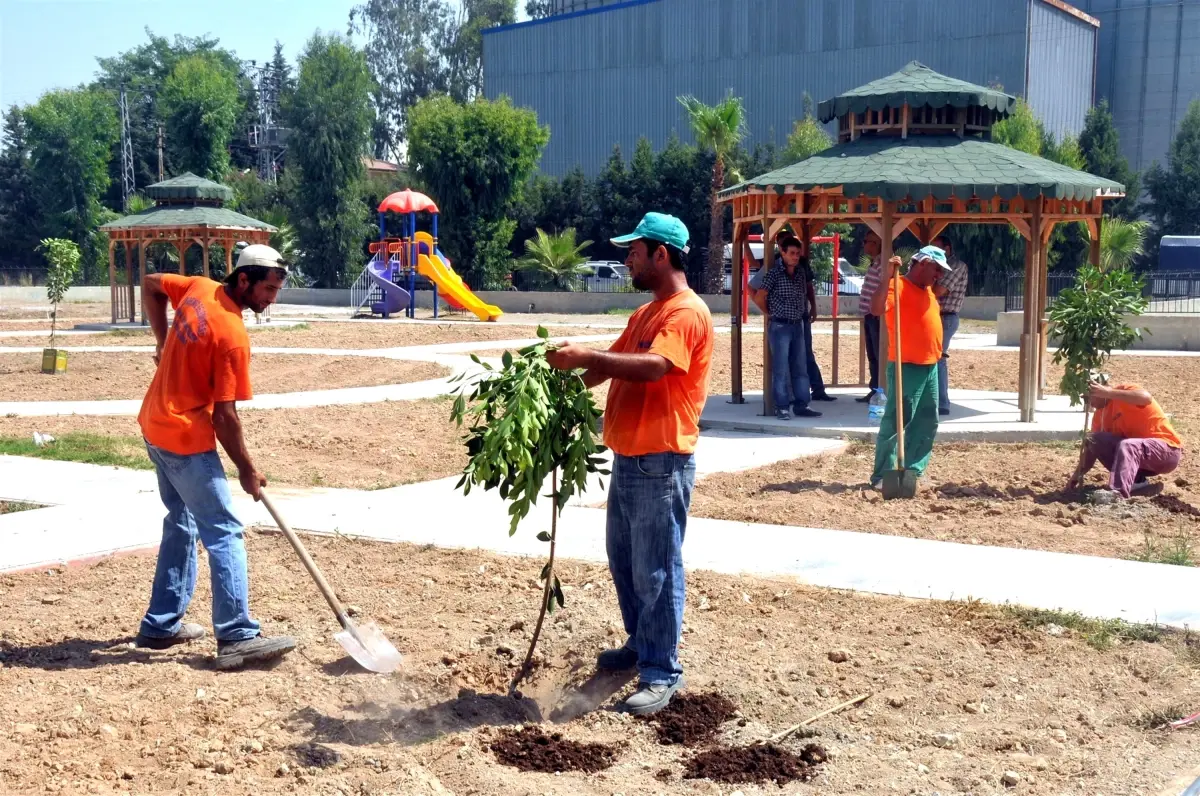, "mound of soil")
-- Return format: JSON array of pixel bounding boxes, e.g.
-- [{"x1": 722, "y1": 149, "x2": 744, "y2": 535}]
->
[
  {"x1": 490, "y1": 726, "x2": 620, "y2": 773},
  {"x1": 1153, "y1": 494, "x2": 1200, "y2": 518},
  {"x1": 684, "y1": 743, "x2": 827, "y2": 786},
  {"x1": 643, "y1": 692, "x2": 738, "y2": 746}
]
